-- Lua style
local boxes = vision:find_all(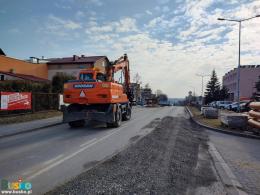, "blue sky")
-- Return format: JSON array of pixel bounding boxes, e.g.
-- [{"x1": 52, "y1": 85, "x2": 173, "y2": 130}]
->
[{"x1": 1, "y1": 0, "x2": 260, "y2": 97}]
